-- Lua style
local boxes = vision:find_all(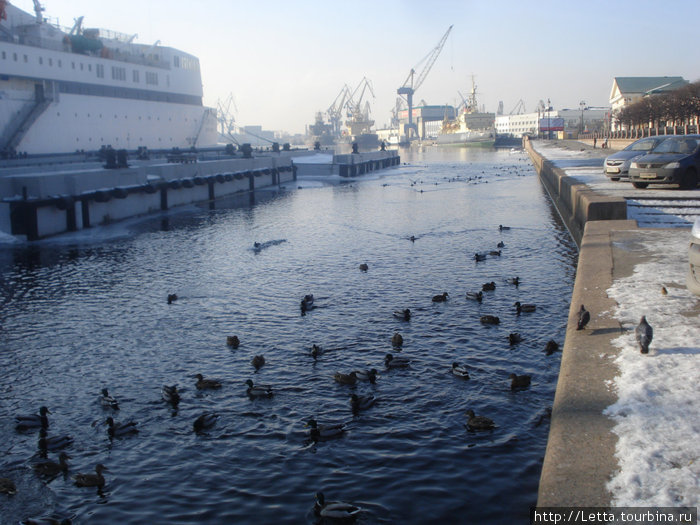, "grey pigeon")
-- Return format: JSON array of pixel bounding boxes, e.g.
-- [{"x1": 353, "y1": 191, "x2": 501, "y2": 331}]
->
[
  {"x1": 576, "y1": 305, "x2": 590, "y2": 330},
  {"x1": 635, "y1": 316, "x2": 653, "y2": 354}
]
